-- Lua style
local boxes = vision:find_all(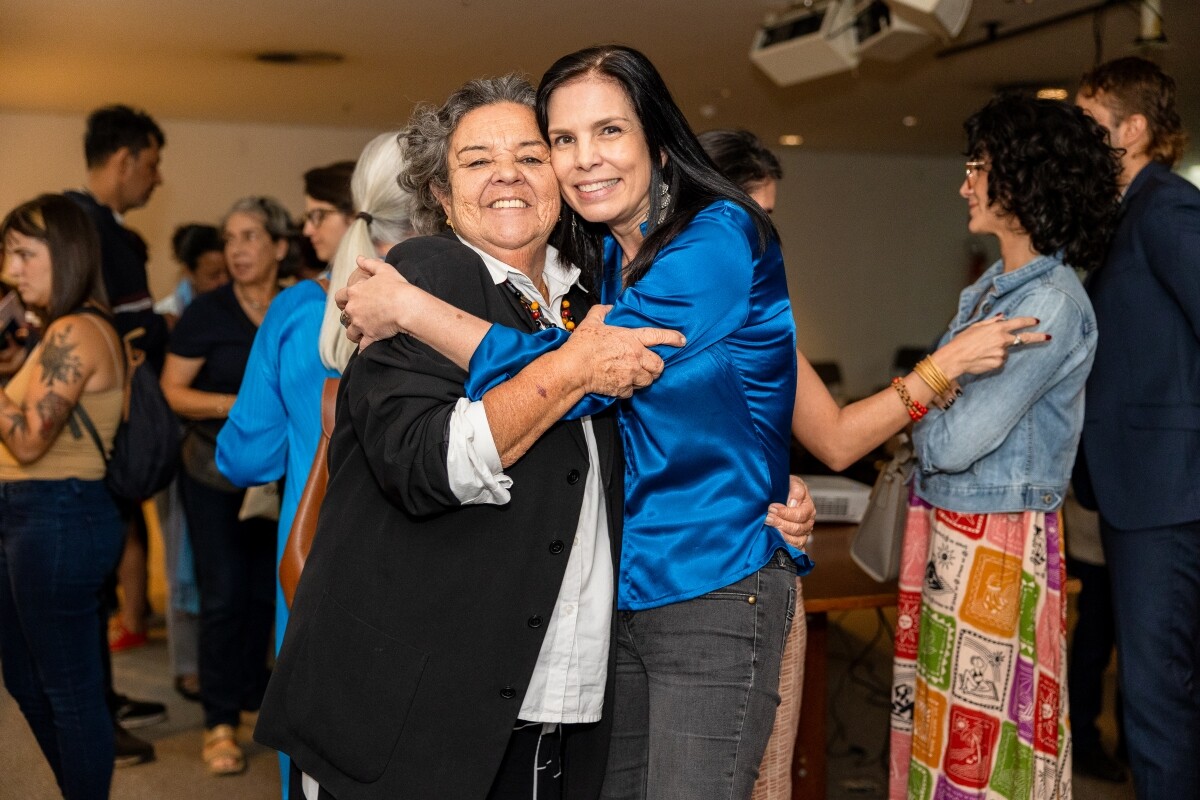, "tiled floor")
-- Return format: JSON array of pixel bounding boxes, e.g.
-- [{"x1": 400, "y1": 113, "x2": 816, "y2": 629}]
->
[{"x1": 0, "y1": 606, "x2": 1135, "y2": 799}]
